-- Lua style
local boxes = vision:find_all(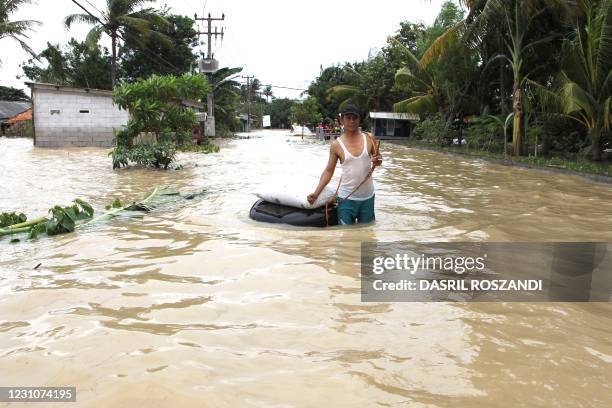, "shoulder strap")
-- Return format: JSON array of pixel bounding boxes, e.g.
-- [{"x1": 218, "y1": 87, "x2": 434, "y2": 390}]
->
[
  {"x1": 360, "y1": 133, "x2": 368, "y2": 156},
  {"x1": 336, "y1": 137, "x2": 350, "y2": 159},
  {"x1": 363, "y1": 132, "x2": 378, "y2": 157}
]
